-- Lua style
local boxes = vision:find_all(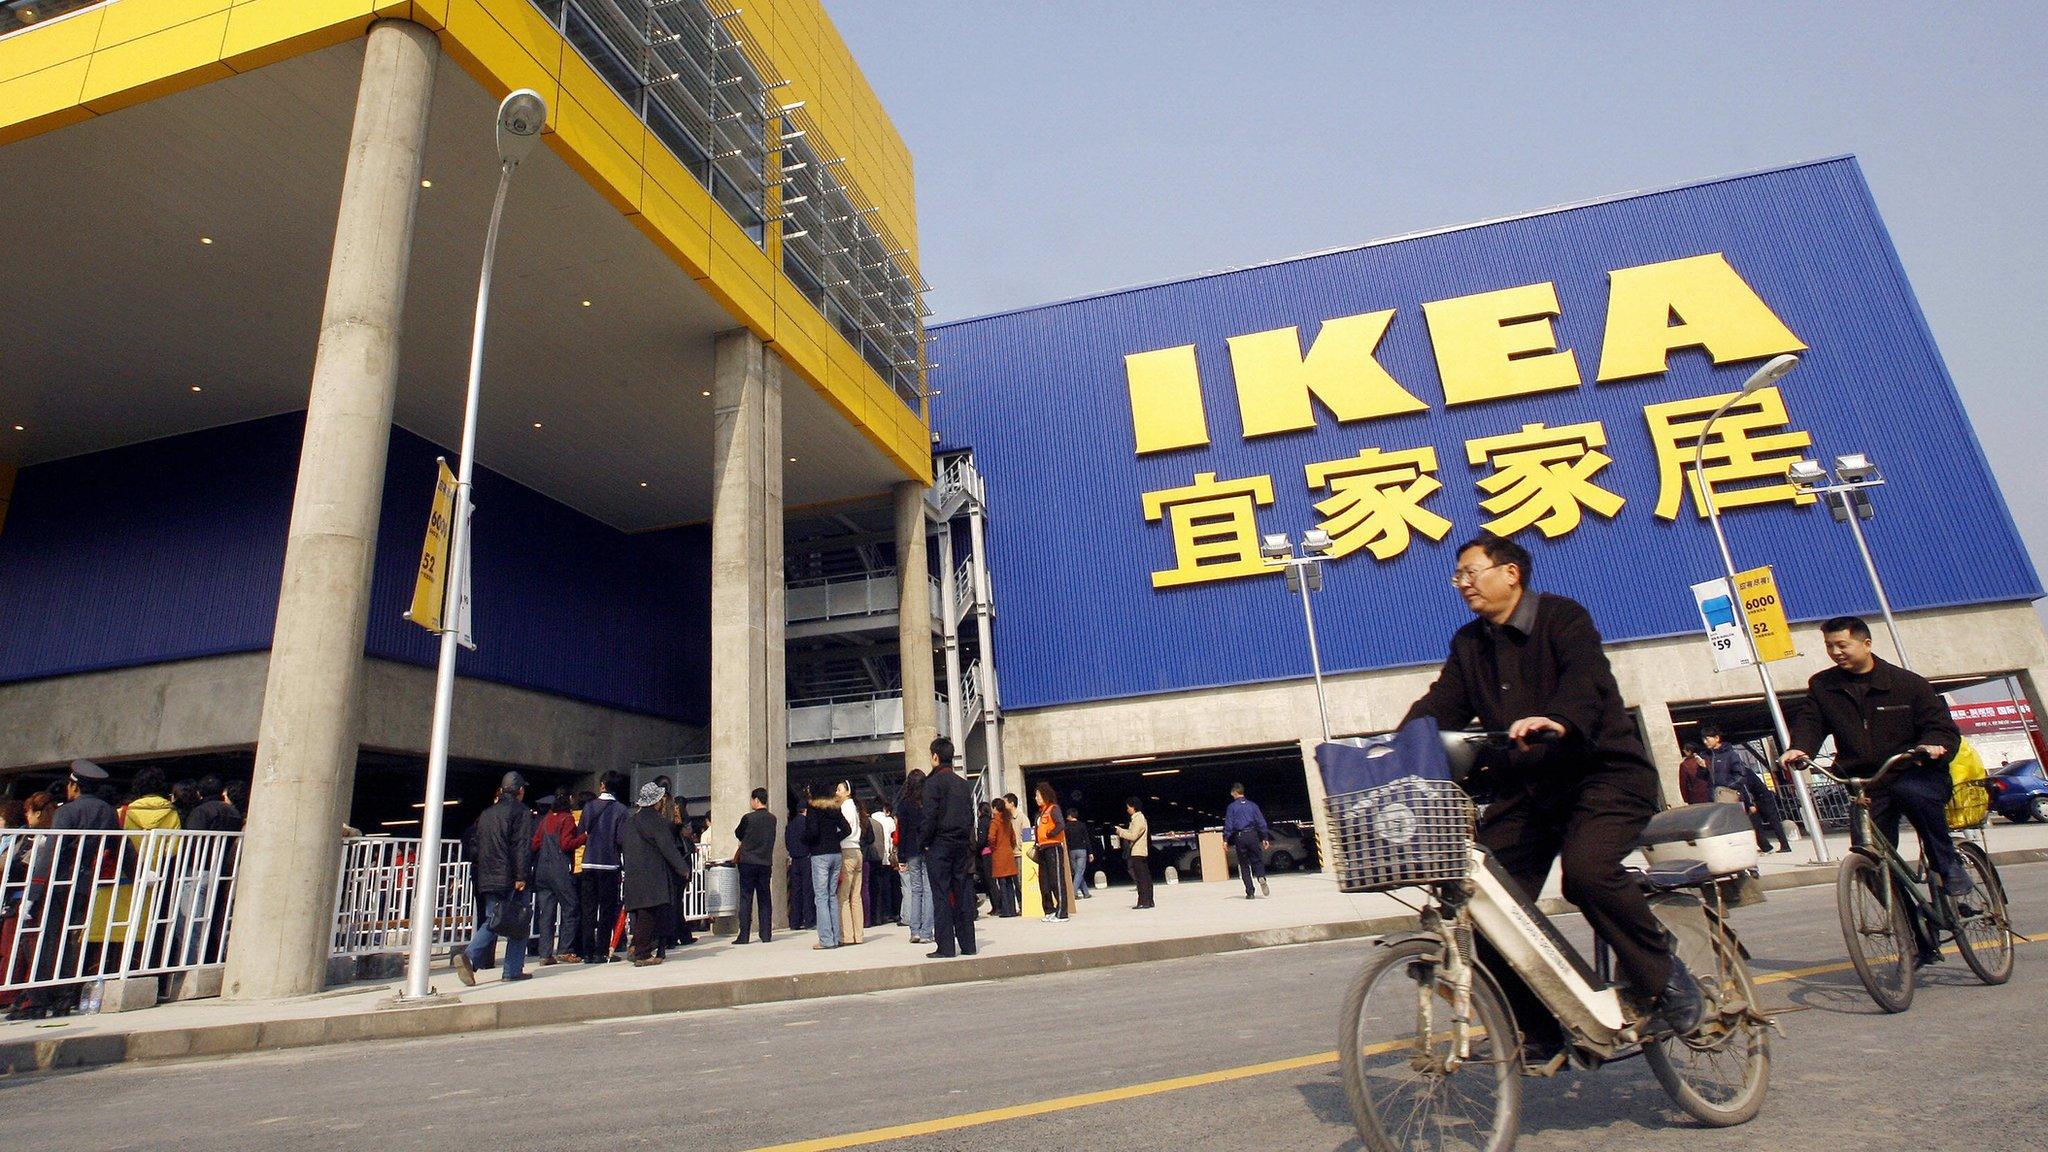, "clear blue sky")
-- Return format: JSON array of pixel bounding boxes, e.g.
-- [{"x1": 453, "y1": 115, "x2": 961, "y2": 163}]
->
[{"x1": 830, "y1": 2, "x2": 2048, "y2": 614}]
